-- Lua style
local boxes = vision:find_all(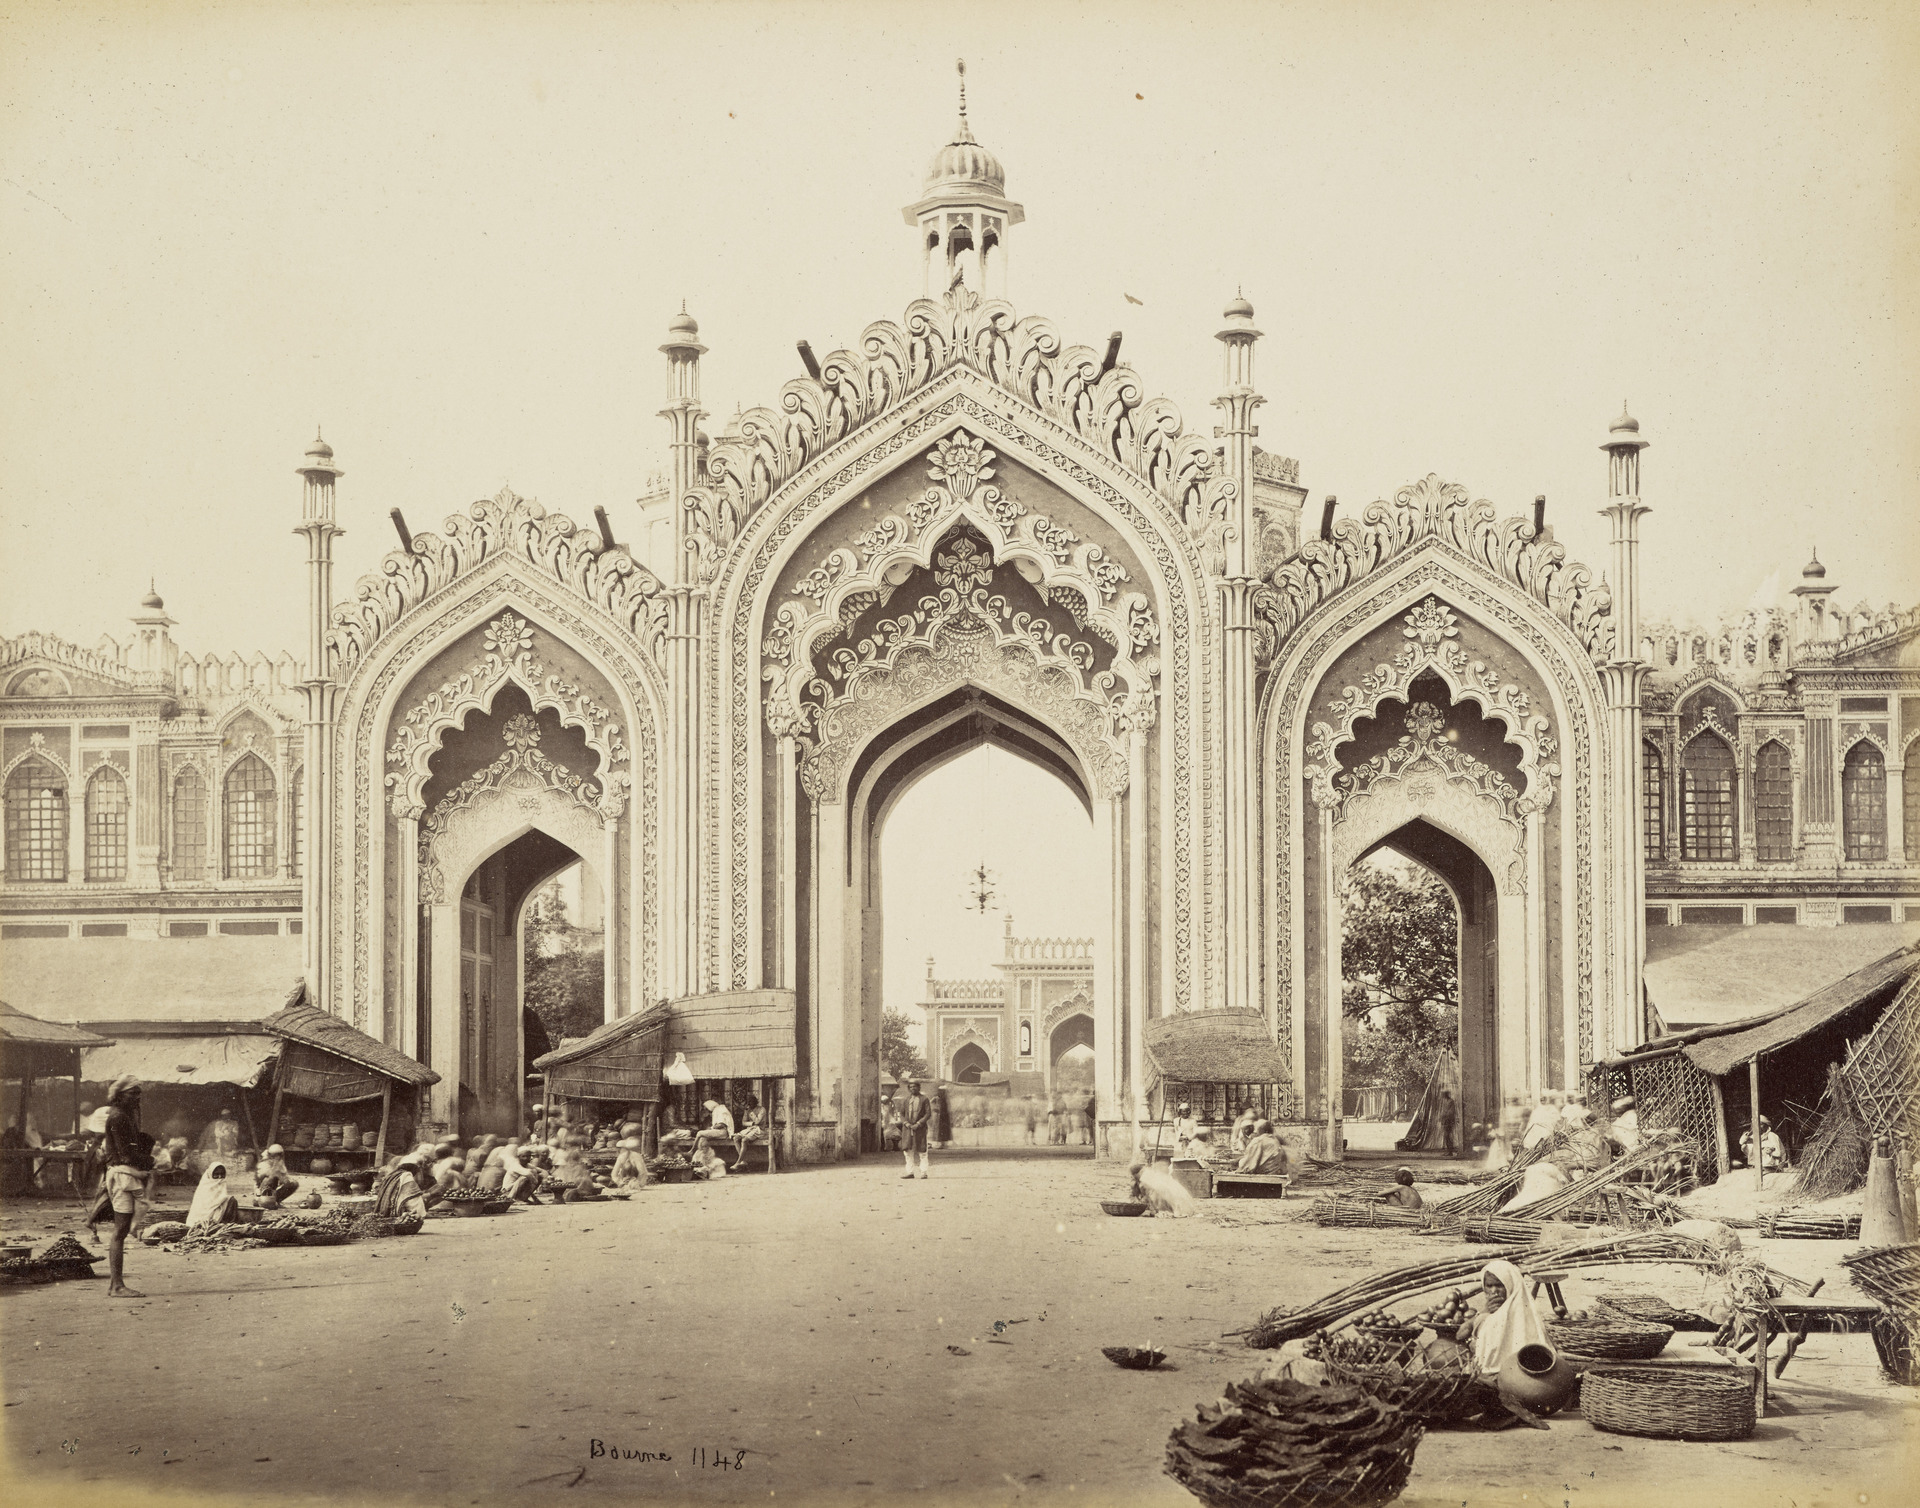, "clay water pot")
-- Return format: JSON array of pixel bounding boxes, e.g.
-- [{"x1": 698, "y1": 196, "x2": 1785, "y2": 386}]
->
[
  {"x1": 1498, "y1": 1342, "x2": 1578, "y2": 1415},
  {"x1": 309, "y1": 1157, "x2": 333, "y2": 1175}
]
